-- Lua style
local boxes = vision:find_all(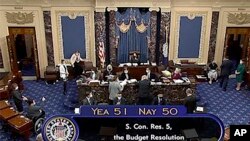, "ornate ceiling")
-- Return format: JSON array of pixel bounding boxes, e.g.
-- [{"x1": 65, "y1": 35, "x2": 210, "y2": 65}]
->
[{"x1": 0, "y1": 0, "x2": 249, "y2": 8}]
